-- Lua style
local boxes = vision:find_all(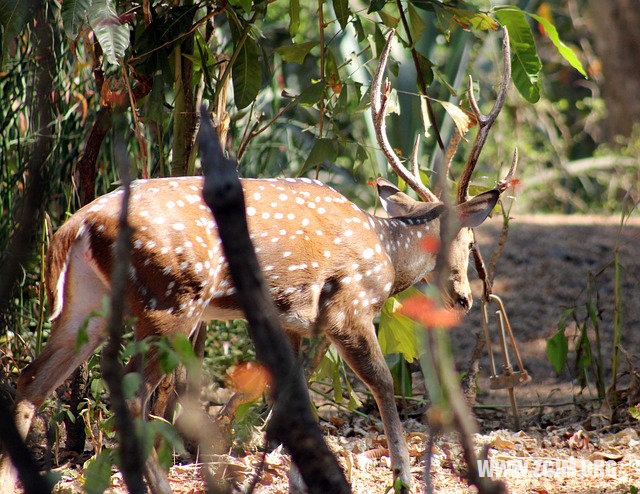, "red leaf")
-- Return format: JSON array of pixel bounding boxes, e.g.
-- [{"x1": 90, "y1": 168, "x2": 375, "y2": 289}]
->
[
  {"x1": 228, "y1": 362, "x2": 271, "y2": 402},
  {"x1": 399, "y1": 295, "x2": 462, "y2": 329},
  {"x1": 421, "y1": 236, "x2": 440, "y2": 254}
]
